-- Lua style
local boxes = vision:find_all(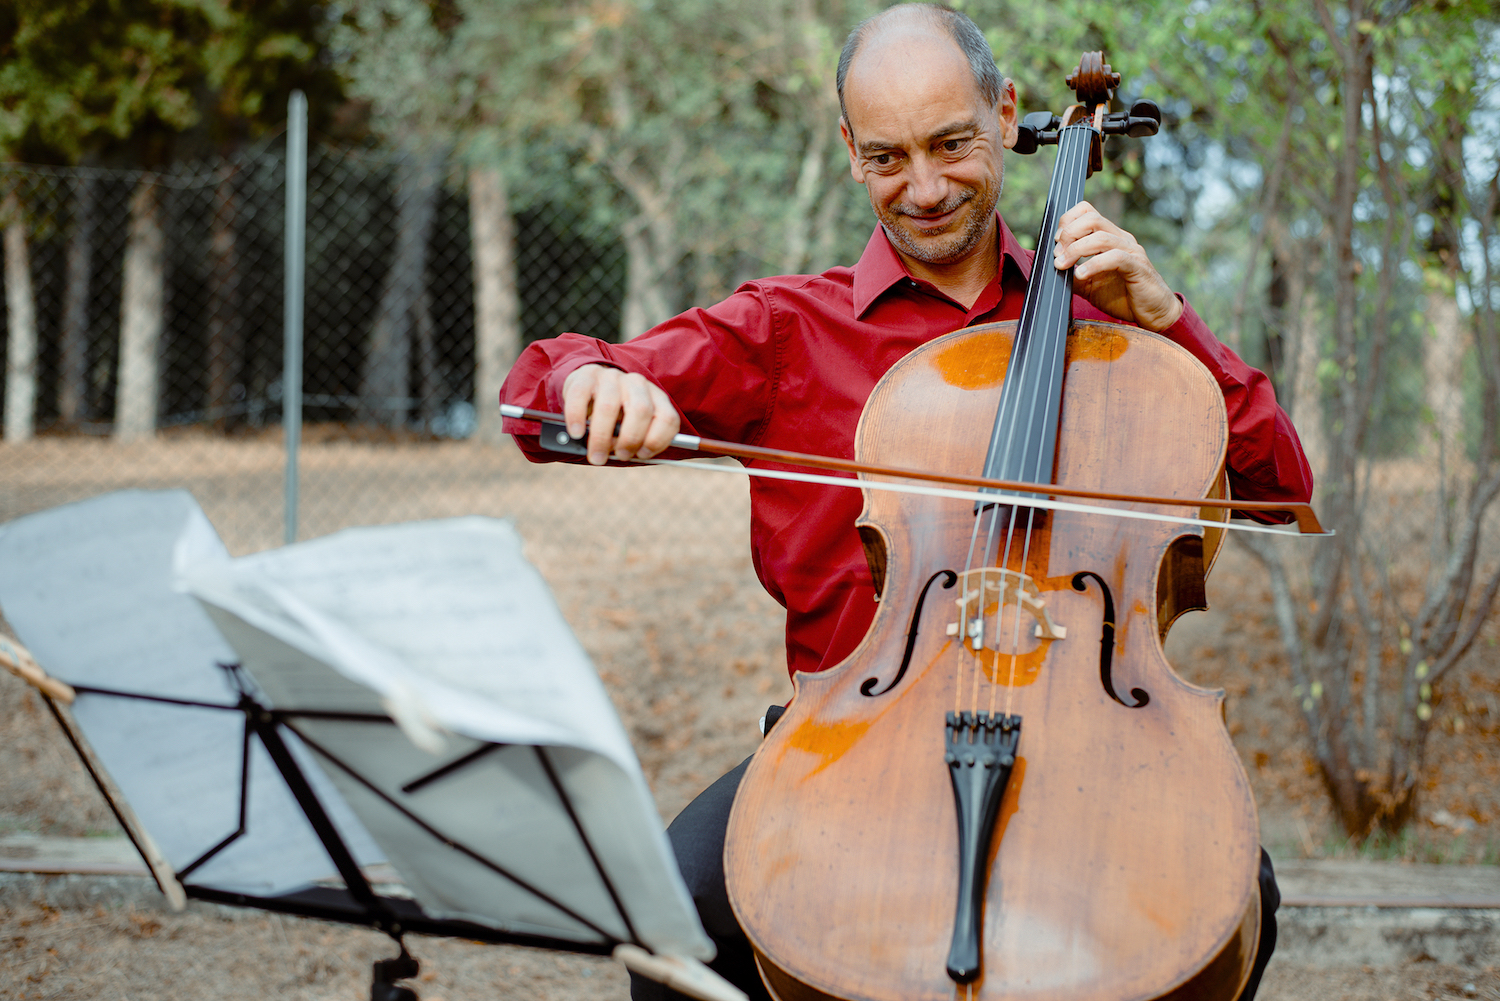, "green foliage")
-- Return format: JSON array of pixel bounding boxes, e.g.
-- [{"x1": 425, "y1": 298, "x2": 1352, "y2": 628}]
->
[
  {"x1": 0, "y1": 0, "x2": 343, "y2": 163},
  {"x1": 336, "y1": 0, "x2": 882, "y2": 291}
]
